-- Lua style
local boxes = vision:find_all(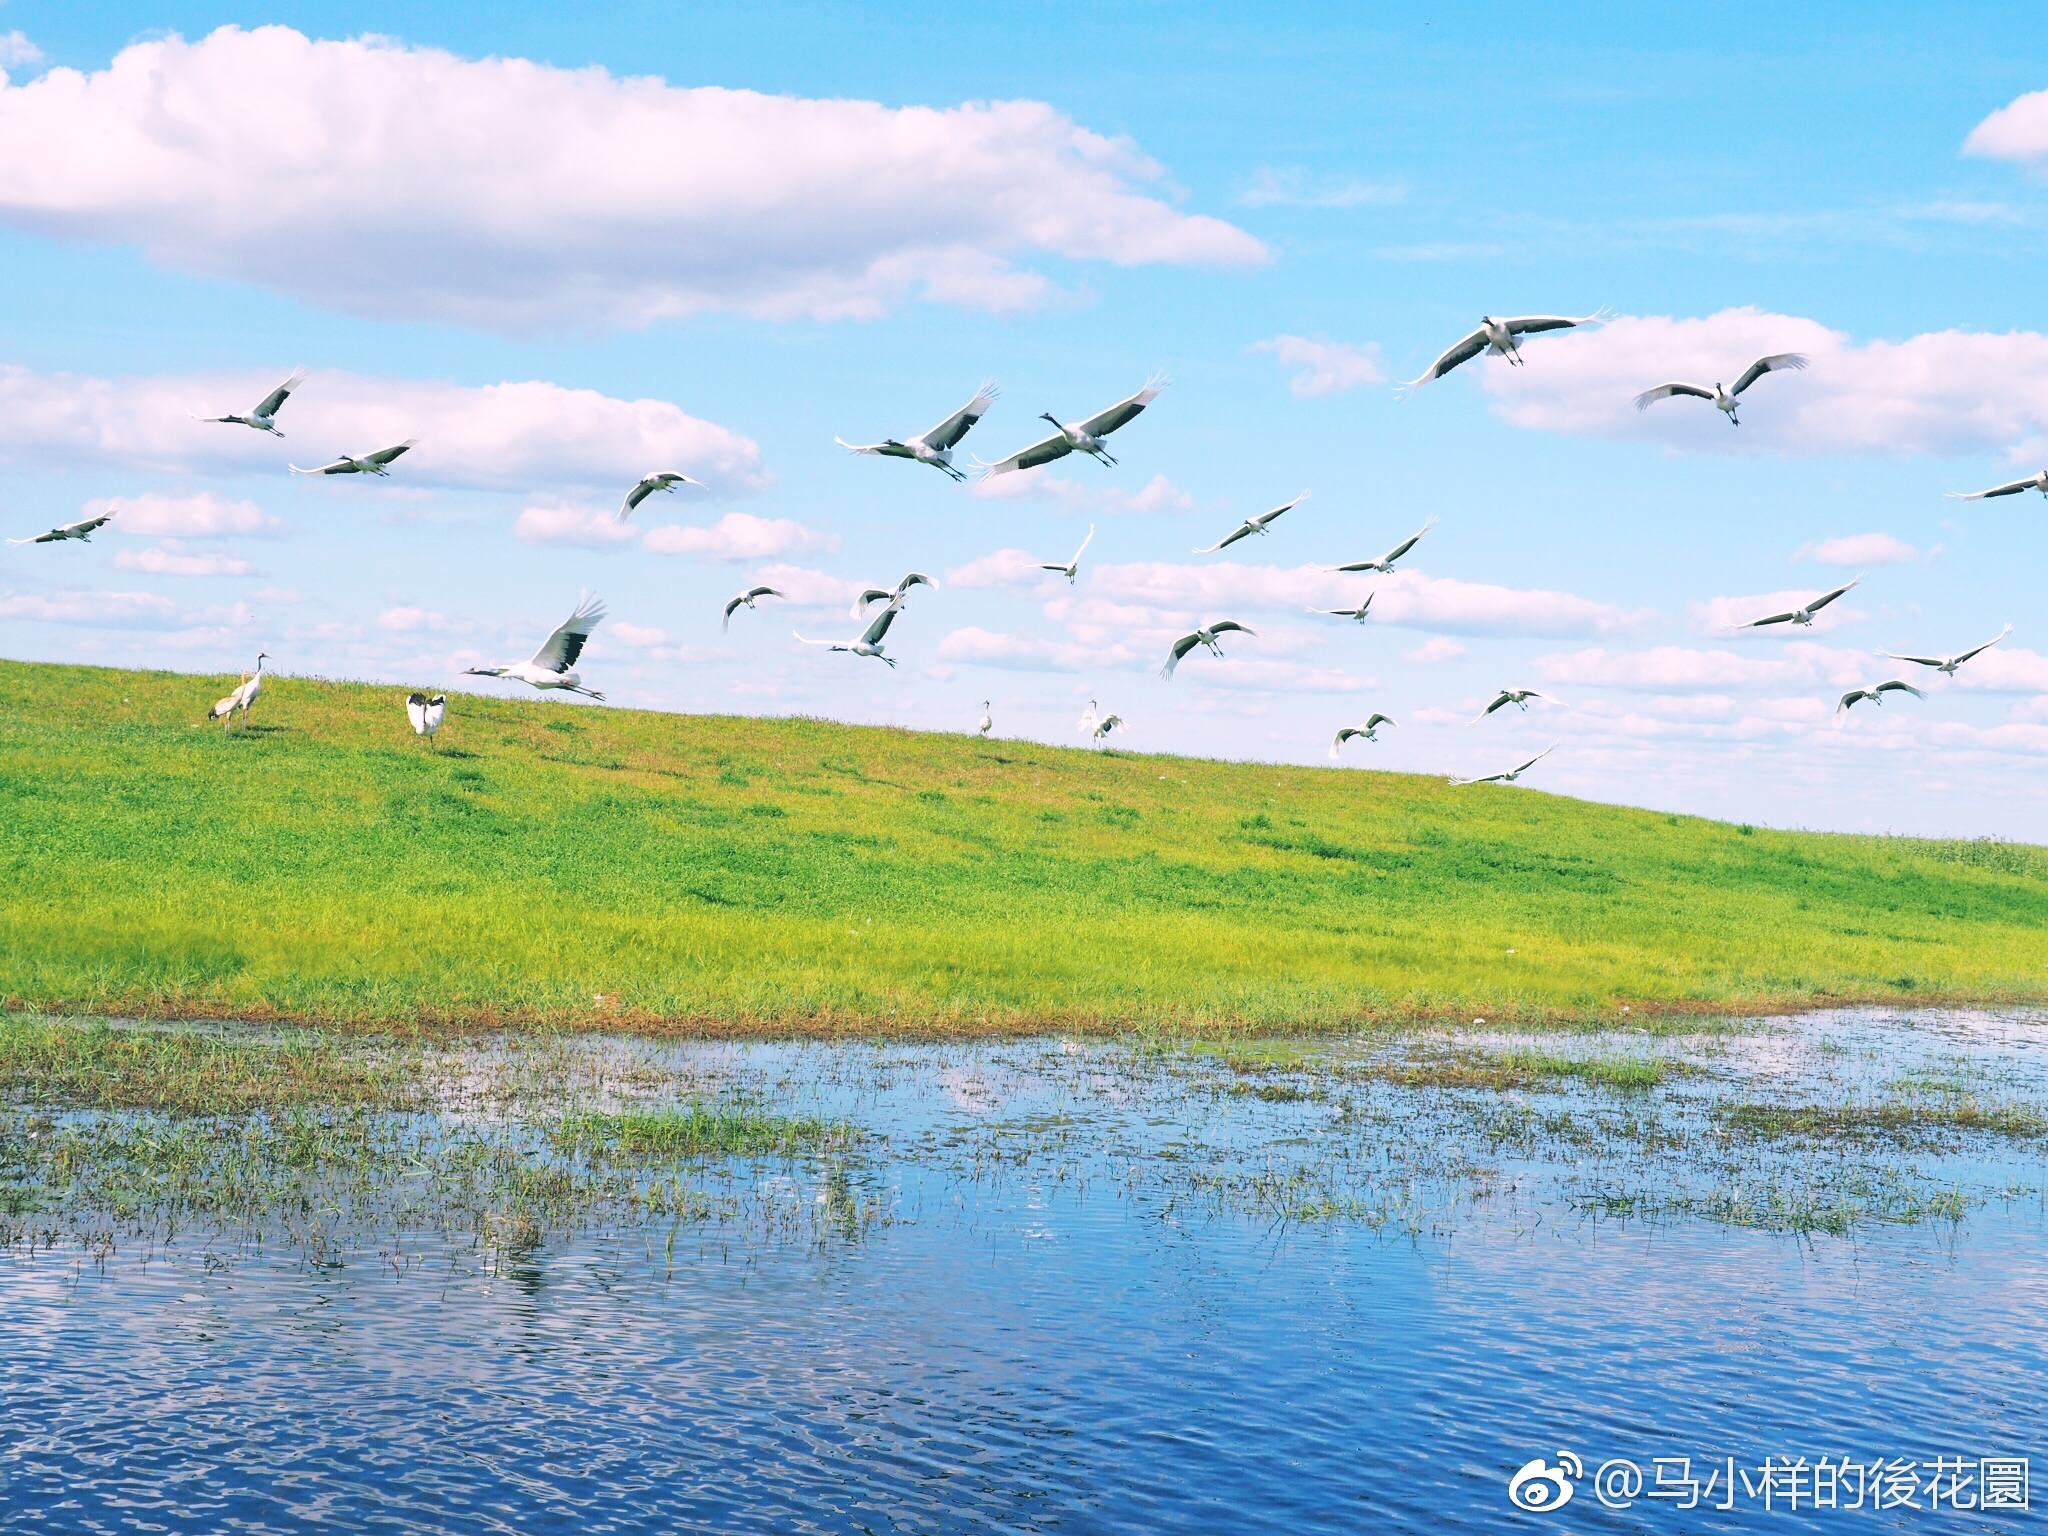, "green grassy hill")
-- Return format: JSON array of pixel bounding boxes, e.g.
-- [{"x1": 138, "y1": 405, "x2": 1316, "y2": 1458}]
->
[{"x1": 2, "y1": 658, "x2": 2044, "y2": 1035}]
